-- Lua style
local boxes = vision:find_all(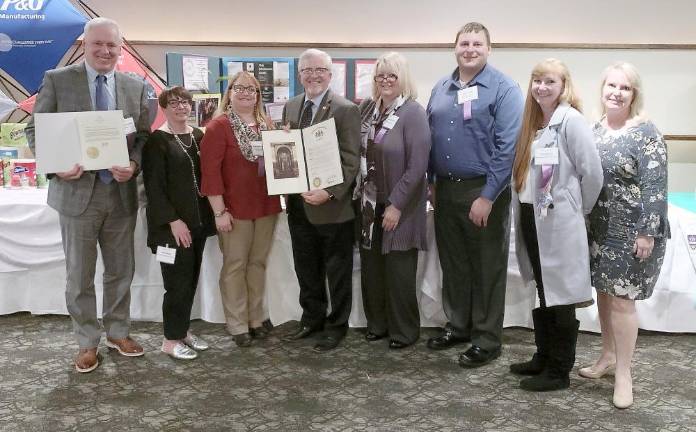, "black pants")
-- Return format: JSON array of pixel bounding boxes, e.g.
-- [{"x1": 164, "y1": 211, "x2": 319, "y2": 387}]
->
[
  {"x1": 519, "y1": 203, "x2": 574, "y2": 316},
  {"x1": 287, "y1": 196, "x2": 354, "y2": 338},
  {"x1": 360, "y1": 204, "x2": 420, "y2": 344},
  {"x1": 160, "y1": 235, "x2": 207, "y2": 340},
  {"x1": 434, "y1": 178, "x2": 511, "y2": 351}
]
